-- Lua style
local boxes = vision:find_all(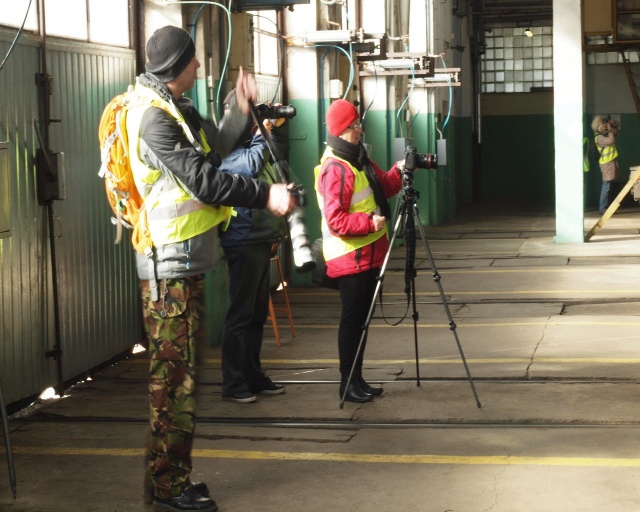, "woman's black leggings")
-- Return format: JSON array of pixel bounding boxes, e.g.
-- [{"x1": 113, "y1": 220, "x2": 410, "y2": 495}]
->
[{"x1": 337, "y1": 267, "x2": 379, "y2": 377}]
